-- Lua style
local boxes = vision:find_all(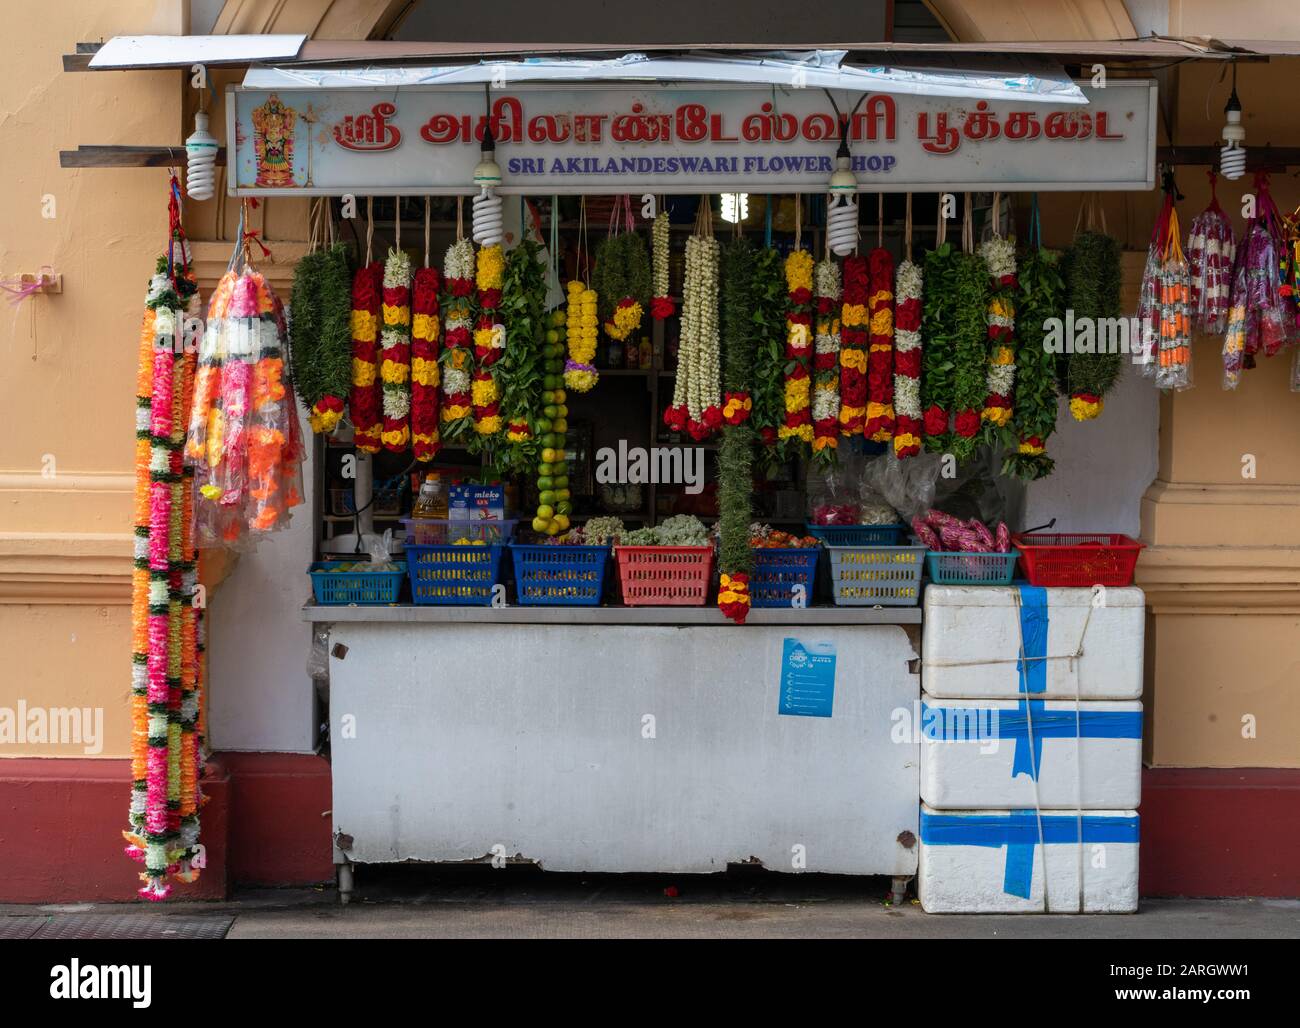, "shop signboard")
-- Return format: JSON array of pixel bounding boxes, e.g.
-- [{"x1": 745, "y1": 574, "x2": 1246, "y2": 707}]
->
[{"x1": 227, "y1": 80, "x2": 1156, "y2": 195}]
